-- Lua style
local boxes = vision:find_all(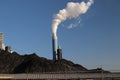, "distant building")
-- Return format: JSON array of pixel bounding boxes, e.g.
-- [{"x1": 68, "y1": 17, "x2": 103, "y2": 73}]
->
[
  {"x1": 0, "y1": 33, "x2": 5, "y2": 50},
  {"x1": 5, "y1": 46, "x2": 12, "y2": 53}
]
